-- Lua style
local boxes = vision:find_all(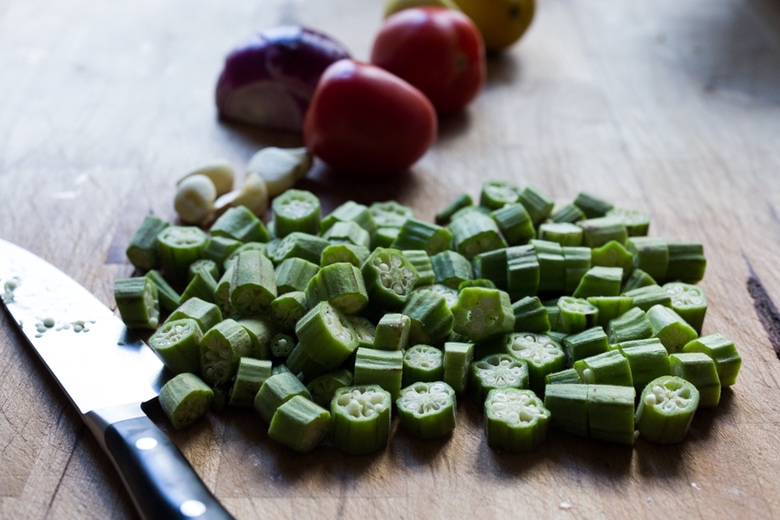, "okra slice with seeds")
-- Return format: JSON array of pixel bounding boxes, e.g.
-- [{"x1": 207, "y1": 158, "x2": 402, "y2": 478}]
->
[
  {"x1": 346, "y1": 315, "x2": 376, "y2": 349},
  {"x1": 402, "y1": 344, "x2": 444, "y2": 386},
  {"x1": 200, "y1": 318, "x2": 253, "y2": 386},
  {"x1": 159, "y1": 373, "x2": 213, "y2": 430},
  {"x1": 210, "y1": 205, "x2": 270, "y2": 243},
  {"x1": 449, "y1": 212, "x2": 507, "y2": 260},
  {"x1": 114, "y1": 277, "x2": 159, "y2": 330},
  {"x1": 361, "y1": 247, "x2": 419, "y2": 311},
  {"x1": 669, "y1": 352, "x2": 721, "y2": 408},
  {"x1": 391, "y1": 218, "x2": 453, "y2": 255},
  {"x1": 607, "y1": 306, "x2": 653, "y2": 344},
  {"x1": 663, "y1": 282, "x2": 707, "y2": 335},
  {"x1": 295, "y1": 301, "x2": 359, "y2": 370},
  {"x1": 330, "y1": 384, "x2": 392, "y2": 455},
  {"x1": 156, "y1": 226, "x2": 208, "y2": 286},
  {"x1": 556, "y1": 296, "x2": 599, "y2": 334},
  {"x1": 268, "y1": 395, "x2": 331, "y2": 453},
  {"x1": 253, "y1": 371, "x2": 312, "y2": 423},
  {"x1": 270, "y1": 332, "x2": 296, "y2": 359},
  {"x1": 373, "y1": 313, "x2": 411, "y2": 351},
  {"x1": 397, "y1": 381, "x2": 457, "y2": 440},
  {"x1": 470, "y1": 353, "x2": 529, "y2": 403},
  {"x1": 646, "y1": 304, "x2": 698, "y2": 353},
  {"x1": 228, "y1": 357, "x2": 273, "y2": 408},
  {"x1": 430, "y1": 250, "x2": 473, "y2": 289},
  {"x1": 229, "y1": 250, "x2": 277, "y2": 315},
  {"x1": 443, "y1": 341, "x2": 474, "y2": 395},
  {"x1": 353, "y1": 347, "x2": 404, "y2": 400},
  {"x1": 272, "y1": 188, "x2": 321, "y2": 238},
  {"x1": 307, "y1": 369, "x2": 354, "y2": 408},
  {"x1": 485, "y1": 388, "x2": 551, "y2": 452},
  {"x1": 166, "y1": 297, "x2": 222, "y2": 333},
  {"x1": 682, "y1": 332, "x2": 741, "y2": 386},
  {"x1": 635, "y1": 375, "x2": 699, "y2": 445},
  {"x1": 451, "y1": 287, "x2": 515, "y2": 343},
  {"x1": 504, "y1": 332, "x2": 566, "y2": 394},
  {"x1": 148, "y1": 318, "x2": 202, "y2": 375},
  {"x1": 126, "y1": 214, "x2": 169, "y2": 271}
]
